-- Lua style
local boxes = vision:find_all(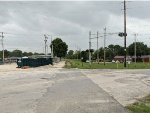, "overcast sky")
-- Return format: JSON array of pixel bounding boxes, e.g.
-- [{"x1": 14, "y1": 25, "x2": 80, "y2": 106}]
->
[{"x1": 0, "y1": 1, "x2": 150, "y2": 53}]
